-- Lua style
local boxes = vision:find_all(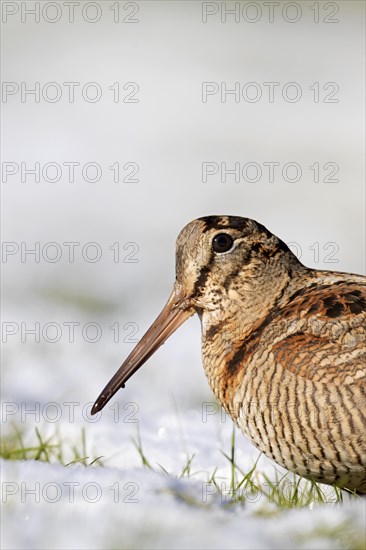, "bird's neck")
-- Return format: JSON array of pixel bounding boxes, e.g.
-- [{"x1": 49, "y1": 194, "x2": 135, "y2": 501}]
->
[{"x1": 200, "y1": 259, "x2": 307, "y2": 417}]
